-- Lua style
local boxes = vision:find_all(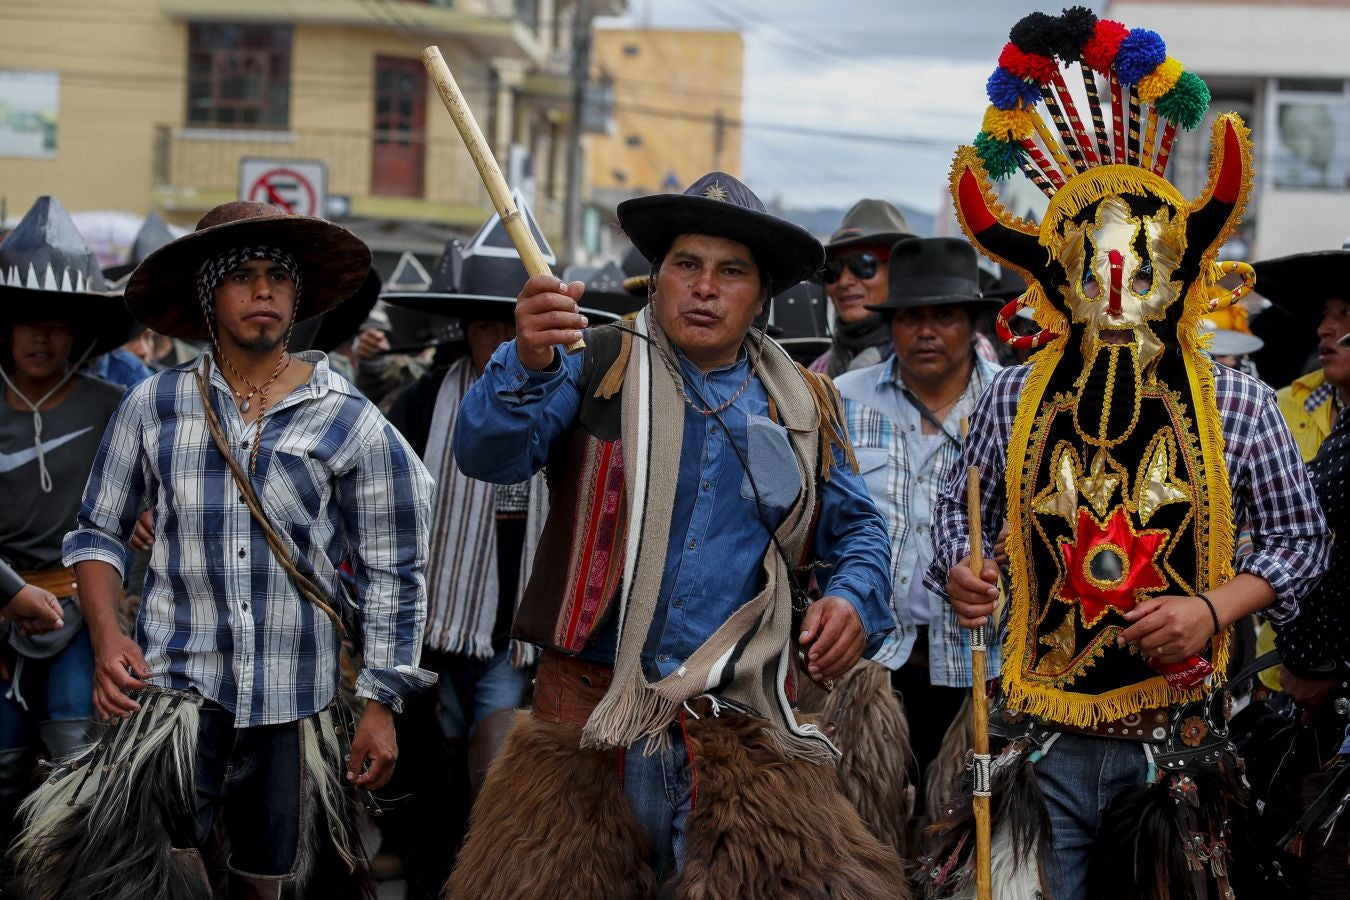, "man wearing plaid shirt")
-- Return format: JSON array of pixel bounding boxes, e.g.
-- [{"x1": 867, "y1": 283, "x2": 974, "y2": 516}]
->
[
  {"x1": 15, "y1": 202, "x2": 434, "y2": 900},
  {"x1": 836, "y1": 236, "x2": 1002, "y2": 808}
]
